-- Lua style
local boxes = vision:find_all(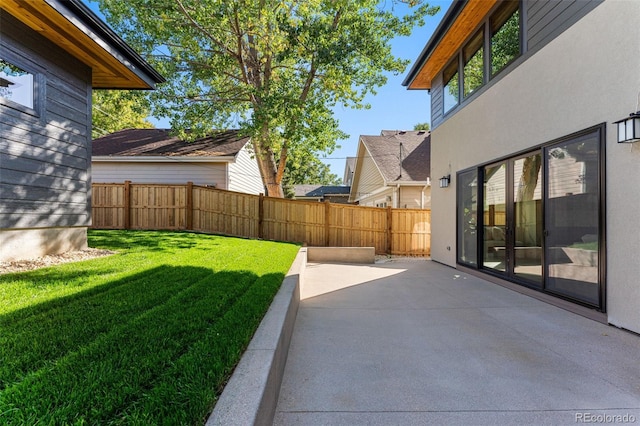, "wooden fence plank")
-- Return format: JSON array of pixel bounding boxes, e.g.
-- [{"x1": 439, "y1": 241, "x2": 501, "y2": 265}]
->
[{"x1": 90, "y1": 183, "x2": 431, "y2": 255}]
